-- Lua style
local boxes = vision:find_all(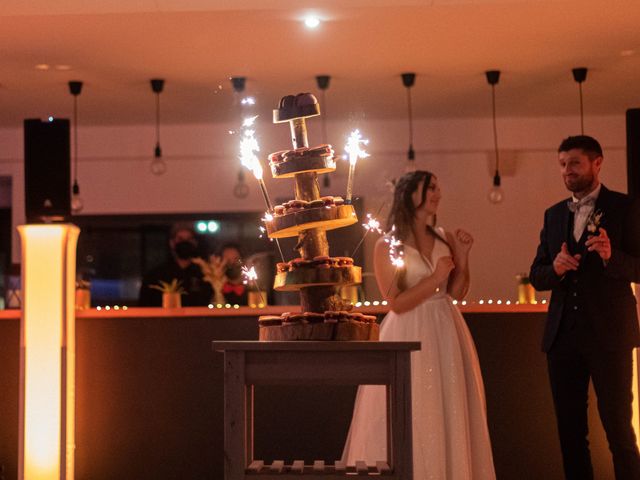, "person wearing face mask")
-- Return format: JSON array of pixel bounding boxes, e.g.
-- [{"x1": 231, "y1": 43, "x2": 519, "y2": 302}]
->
[
  {"x1": 138, "y1": 222, "x2": 213, "y2": 307},
  {"x1": 218, "y1": 243, "x2": 248, "y2": 306}
]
